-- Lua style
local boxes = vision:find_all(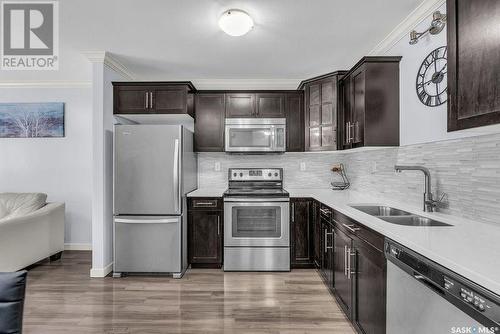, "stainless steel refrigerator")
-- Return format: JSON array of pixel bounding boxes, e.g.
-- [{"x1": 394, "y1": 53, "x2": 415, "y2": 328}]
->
[{"x1": 113, "y1": 124, "x2": 197, "y2": 278}]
